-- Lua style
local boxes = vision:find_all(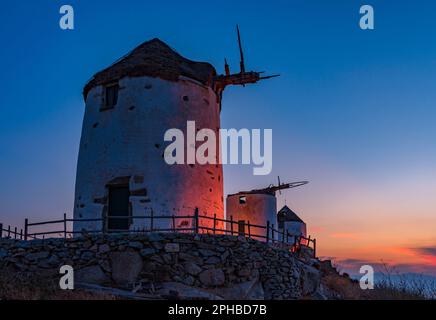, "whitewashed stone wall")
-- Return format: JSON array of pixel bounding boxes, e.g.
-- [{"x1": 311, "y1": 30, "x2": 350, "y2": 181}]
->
[
  {"x1": 281, "y1": 221, "x2": 307, "y2": 243},
  {"x1": 74, "y1": 75, "x2": 223, "y2": 232},
  {"x1": 226, "y1": 193, "x2": 278, "y2": 240}
]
